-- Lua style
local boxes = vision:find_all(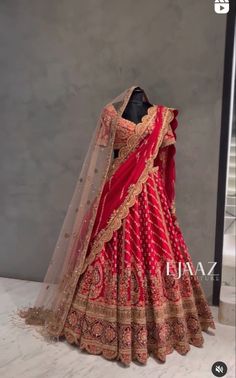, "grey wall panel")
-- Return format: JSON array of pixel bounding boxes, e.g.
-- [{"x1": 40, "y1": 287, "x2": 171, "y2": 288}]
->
[{"x1": 0, "y1": 0, "x2": 226, "y2": 300}]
